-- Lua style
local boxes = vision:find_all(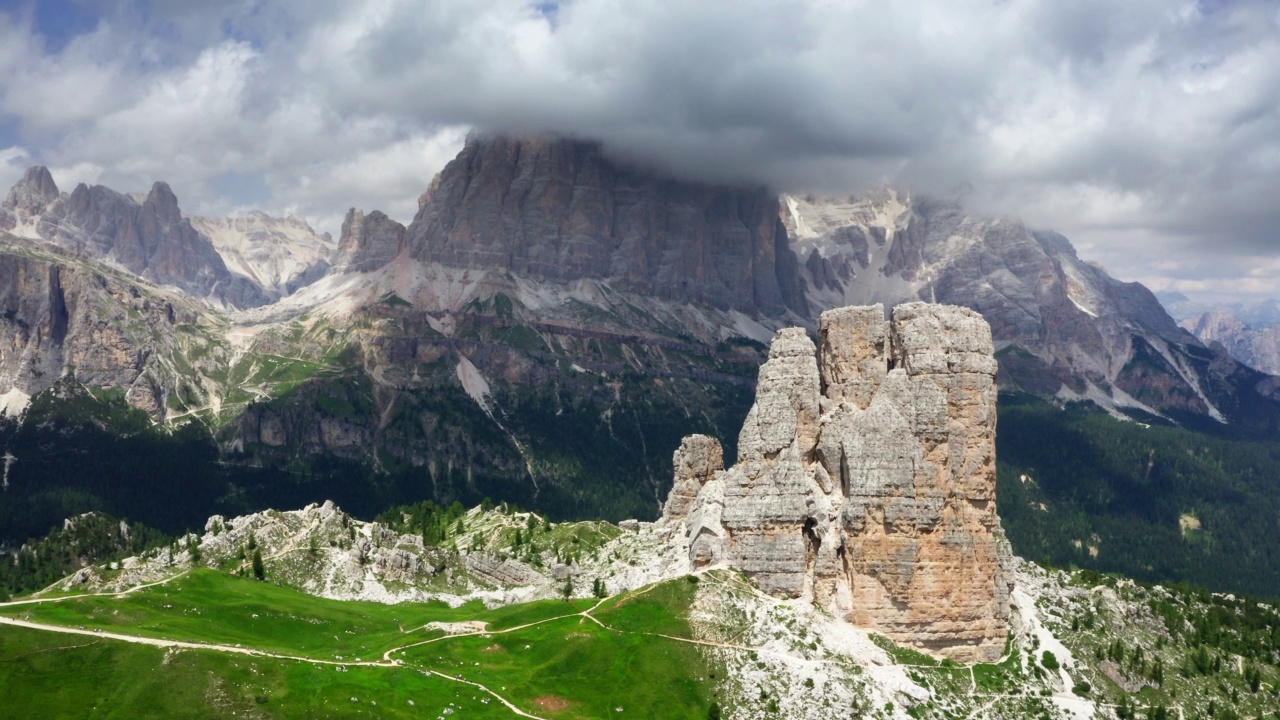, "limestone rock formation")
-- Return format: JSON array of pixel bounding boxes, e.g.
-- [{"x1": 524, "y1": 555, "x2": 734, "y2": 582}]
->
[
  {"x1": 663, "y1": 302, "x2": 1011, "y2": 662},
  {"x1": 1, "y1": 167, "x2": 268, "y2": 308},
  {"x1": 407, "y1": 133, "x2": 807, "y2": 318},
  {"x1": 3, "y1": 166, "x2": 60, "y2": 216},
  {"x1": 0, "y1": 246, "x2": 214, "y2": 417},
  {"x1": 334, "y1": 208, "x2": 407, "y2": 273}
]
